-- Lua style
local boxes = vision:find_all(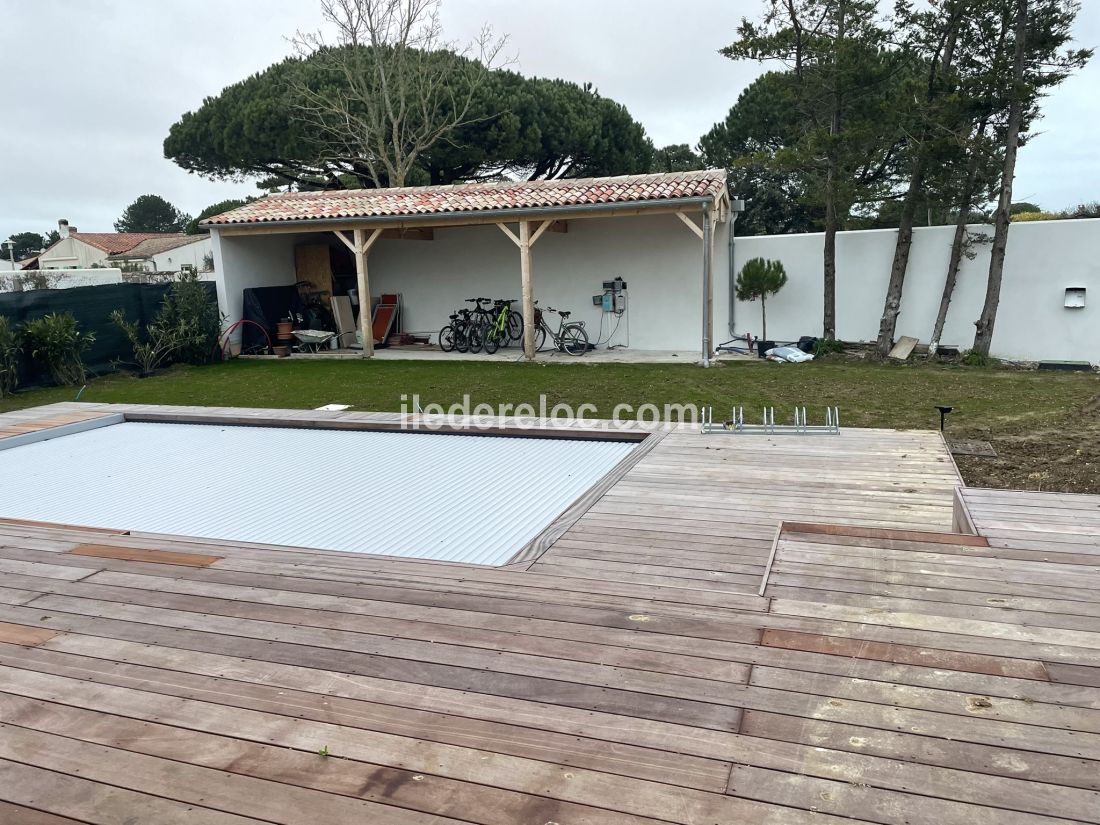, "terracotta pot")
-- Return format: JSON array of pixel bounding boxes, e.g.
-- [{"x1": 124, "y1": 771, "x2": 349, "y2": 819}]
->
[{"x1": 276, "y1": 320, "x2": 294, "y2": 342}]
